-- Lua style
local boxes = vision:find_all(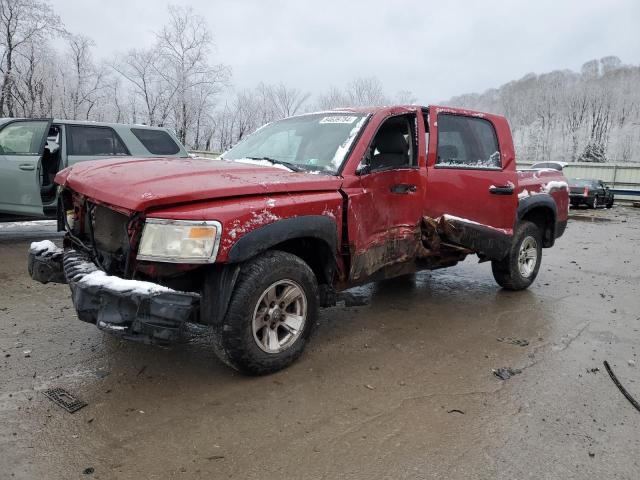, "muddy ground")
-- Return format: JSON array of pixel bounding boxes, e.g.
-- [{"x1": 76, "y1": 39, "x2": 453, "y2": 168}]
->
[{"x1": 1, "y1": 207, "x2": 639, "y2": 479}]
